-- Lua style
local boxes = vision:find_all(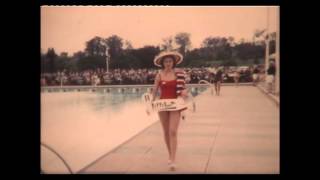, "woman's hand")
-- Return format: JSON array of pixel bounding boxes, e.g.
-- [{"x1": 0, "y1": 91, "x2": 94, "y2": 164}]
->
[
  {"x1": 146, "y1": 109, "x2": 151, "y2": 116},
  {"x1": 180, "y1": 89, "x2": 188, "y2": 98}
]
